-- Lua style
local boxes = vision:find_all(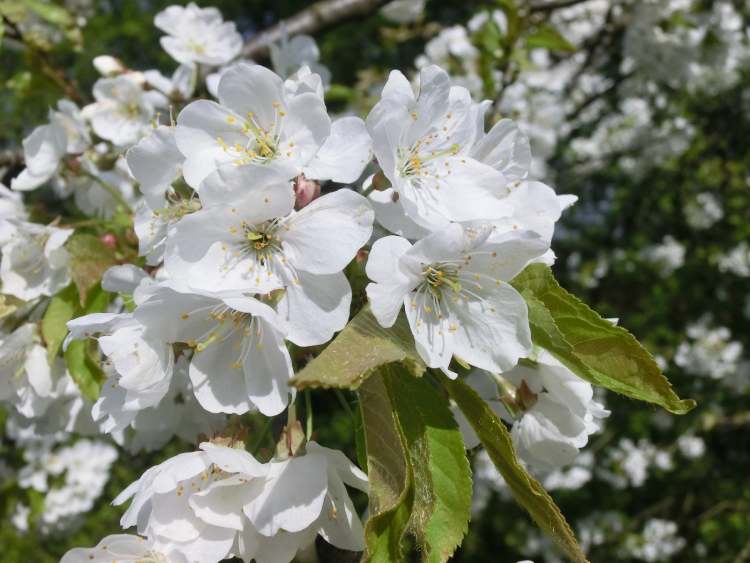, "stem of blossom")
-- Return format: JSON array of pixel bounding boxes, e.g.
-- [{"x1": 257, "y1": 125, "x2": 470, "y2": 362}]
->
[
  {"x1": 287, "y1": 399, "x2": 297, "y2": 427},
  {"x1": 304, "y1": 390, "x2": 313, "y2": 440},
  {"x1": 489, "y1": 371, "x2": 521, "y2": 418},
  {"x1": 334, "y1": 389, "x2": 355, "y2": 420},
  {"x1": 80, "y1": 170, "x2": 132, "y2": 213},
  {"x1": 250, "y1": 417, "x2": 273, "y2": 455}
]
